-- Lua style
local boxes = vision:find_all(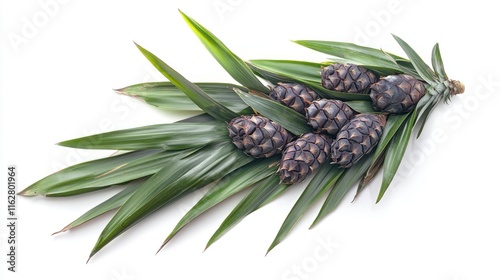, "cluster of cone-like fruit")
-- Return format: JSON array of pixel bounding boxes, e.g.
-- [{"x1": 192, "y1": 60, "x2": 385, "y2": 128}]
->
[{"x1": 228, "y1": 63, "x2": 426, "y2": 184}]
